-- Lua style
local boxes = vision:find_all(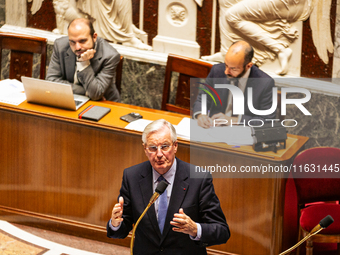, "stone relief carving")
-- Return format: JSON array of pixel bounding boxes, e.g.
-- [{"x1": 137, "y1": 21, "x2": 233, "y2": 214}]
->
[
  {"x1": 28, "y1": 0, "x2": 44, "y2": 15},
  {"x1": 168, "y1": 4, "x2": 187, "y2": 26},
  {"x1": 201, "y1": 0, "x2": 334, "y2": 75},
  {"x1": 29, "y1": 0, "x2": 152, "y2": 51},
  {"x1": 52, "y1": 0, "x2": 83, "y2": 35},
  {"x1": 194, "y1": 0, "x2": 203, "y2": 8}
]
